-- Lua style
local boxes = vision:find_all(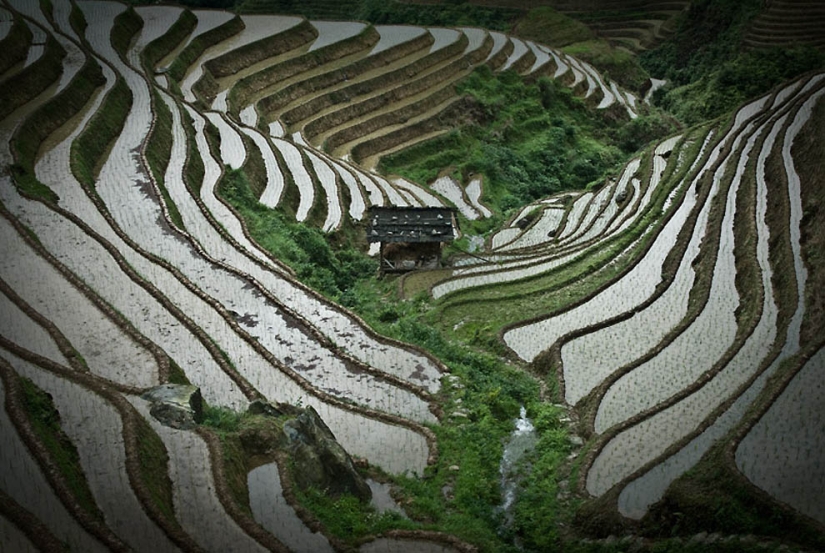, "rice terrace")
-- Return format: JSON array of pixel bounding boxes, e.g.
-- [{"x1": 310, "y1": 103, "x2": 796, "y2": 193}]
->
[{"x1": 0, "y1": 0, "x2": 824, "y2": 550}]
